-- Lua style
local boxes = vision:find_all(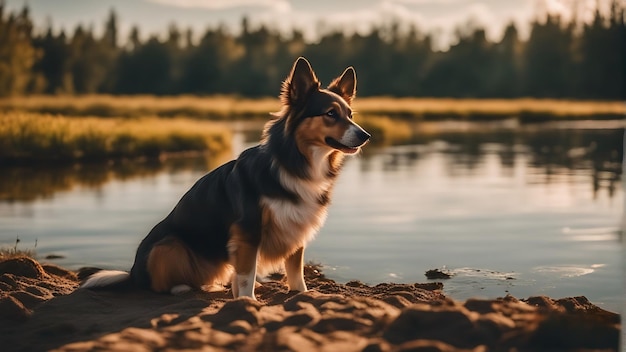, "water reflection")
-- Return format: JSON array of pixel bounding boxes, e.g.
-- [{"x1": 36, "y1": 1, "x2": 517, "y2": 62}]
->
[
  {"x1": 1, "y1": 120, "x2": 622, "y2": 202},
  {"x1": 371, "y1": 121, "x2": 623, "y2": 199},
  {"x1": 0, "y1": 152, "x2": 232, "y2": 203}
]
